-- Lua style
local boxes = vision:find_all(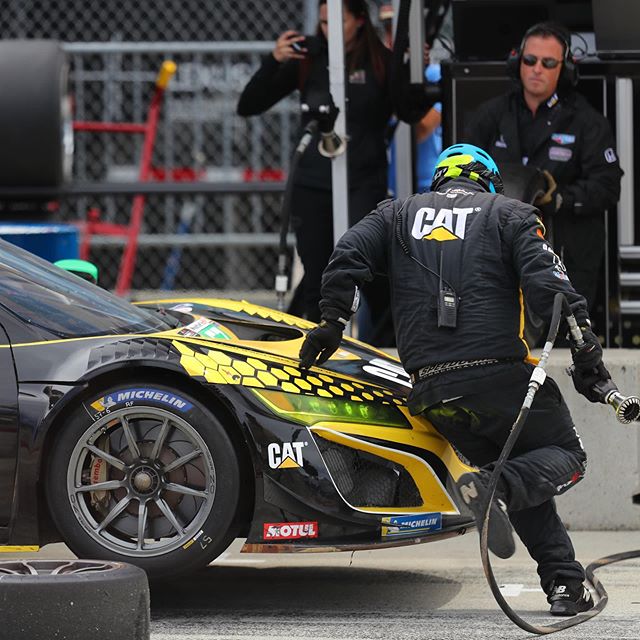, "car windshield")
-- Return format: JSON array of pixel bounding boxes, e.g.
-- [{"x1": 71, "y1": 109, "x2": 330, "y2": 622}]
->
[{"x1": 0, "y1": 241, "x2": 171, "y2": 338}]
